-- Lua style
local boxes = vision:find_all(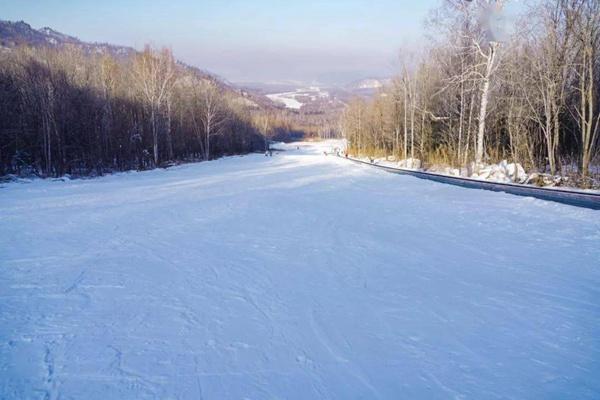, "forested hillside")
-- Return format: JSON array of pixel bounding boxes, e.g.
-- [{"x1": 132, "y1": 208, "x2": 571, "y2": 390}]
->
[
  {"x1": 0, "y1": 45, "x2": 269, "y2": 177},
  {"x1": 0, "y1": 21, "x2": 310, "y2": 178},
  {"x1": 342, "y1": 0, "x2": 599, "y2": 187}
]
